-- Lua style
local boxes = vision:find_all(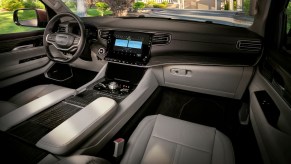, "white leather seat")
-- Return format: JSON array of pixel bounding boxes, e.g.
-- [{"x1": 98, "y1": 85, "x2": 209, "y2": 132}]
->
[
  {"x1": 0, "y1": 84, "x2": 68, "y2": 117},
  {"x1": 56, "y1": 114, "x2": 235, "y2": 164}
]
